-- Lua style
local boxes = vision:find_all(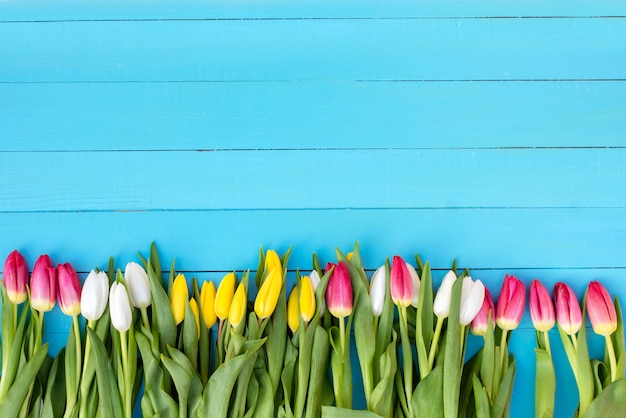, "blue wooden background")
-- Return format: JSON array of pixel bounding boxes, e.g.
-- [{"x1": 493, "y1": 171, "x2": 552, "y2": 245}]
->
[{"x1": 1, "y1": 0, "x2": 626, "y2": 416}]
